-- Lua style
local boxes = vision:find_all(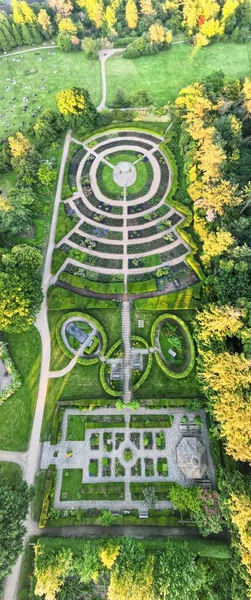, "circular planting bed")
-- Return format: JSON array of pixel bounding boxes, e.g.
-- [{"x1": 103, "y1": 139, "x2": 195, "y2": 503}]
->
[
  {"x1": 100, "y1": 335, "x2": 152, "y2": 396},
  {"x1": 56, "y1": 312, "x2": 108, "y2": 366},
  {"x1": 151, "y1": 314, "x2": 195, "y2": 378},
  {"x1": 96, "y1": 151, "x2": 154, "y2": 200}
]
